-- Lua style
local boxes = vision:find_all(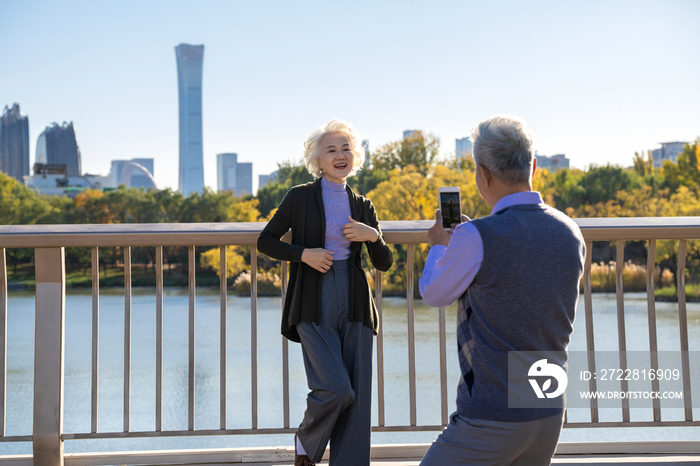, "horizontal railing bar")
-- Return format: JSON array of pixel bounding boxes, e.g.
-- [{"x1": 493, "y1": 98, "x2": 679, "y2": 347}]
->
[
  {"x1": 3, "y1": 442, "x2": 699, "y2": 466},
  {"x1": 61, "y1": 426, "x2": 446, "y2": 439},
  {"x1": 6, "y1": 442, "x2": 700, "y2": 466},
  {"x1": 0, "y1": 435, "x2": 33, "y2": 443},
  {"x1": 564, "y1": 421, "x2": 700, "y2": 428},
  {"x1": 0, "y1": 223, "x2": 267, "y2": 248},
  {"x1": 3, "y1": 217, "x2": 700, "y2": 248},
  {"x1": 56, "y1": 419, "x2": 700, "y2": 440}
]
